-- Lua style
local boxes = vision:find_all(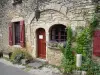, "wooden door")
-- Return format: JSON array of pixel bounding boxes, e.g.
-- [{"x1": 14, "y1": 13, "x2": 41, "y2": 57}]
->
[
  {"x1": 93, "y1": 30, "x2": 100, "y2": 56},
  {"x1": 37, "y1": 28, "x2": 46, "y2": 59}
]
